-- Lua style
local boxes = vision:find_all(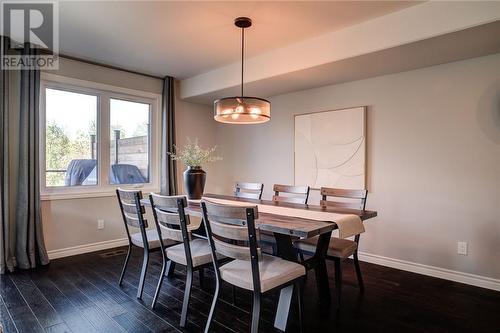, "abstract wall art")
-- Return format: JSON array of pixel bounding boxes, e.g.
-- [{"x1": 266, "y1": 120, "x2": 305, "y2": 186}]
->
[{"x1": 294, "y1": 106, "x2": 366, "y2": 189}]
